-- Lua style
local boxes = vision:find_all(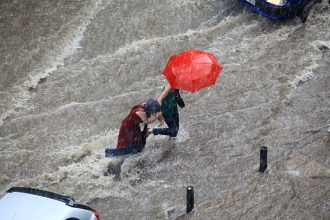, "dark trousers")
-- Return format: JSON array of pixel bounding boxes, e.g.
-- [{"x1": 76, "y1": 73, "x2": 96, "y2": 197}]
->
[
  {"x1": 105, "y1": 143, "x2": 144, "y2": 157},
  {"x1": 153, "y1": 113, "x2": 179, "y2": 137}
]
